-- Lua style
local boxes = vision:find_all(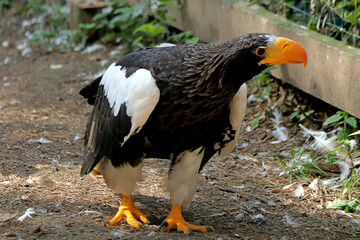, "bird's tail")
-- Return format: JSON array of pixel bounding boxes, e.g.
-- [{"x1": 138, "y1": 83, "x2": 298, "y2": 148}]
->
[
  {"x1": 80, "y1": 146, "x2": 100, "y2": 176},
  {"x1": 79, "y1": 75, "x2": 102, "y2": 105}
]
